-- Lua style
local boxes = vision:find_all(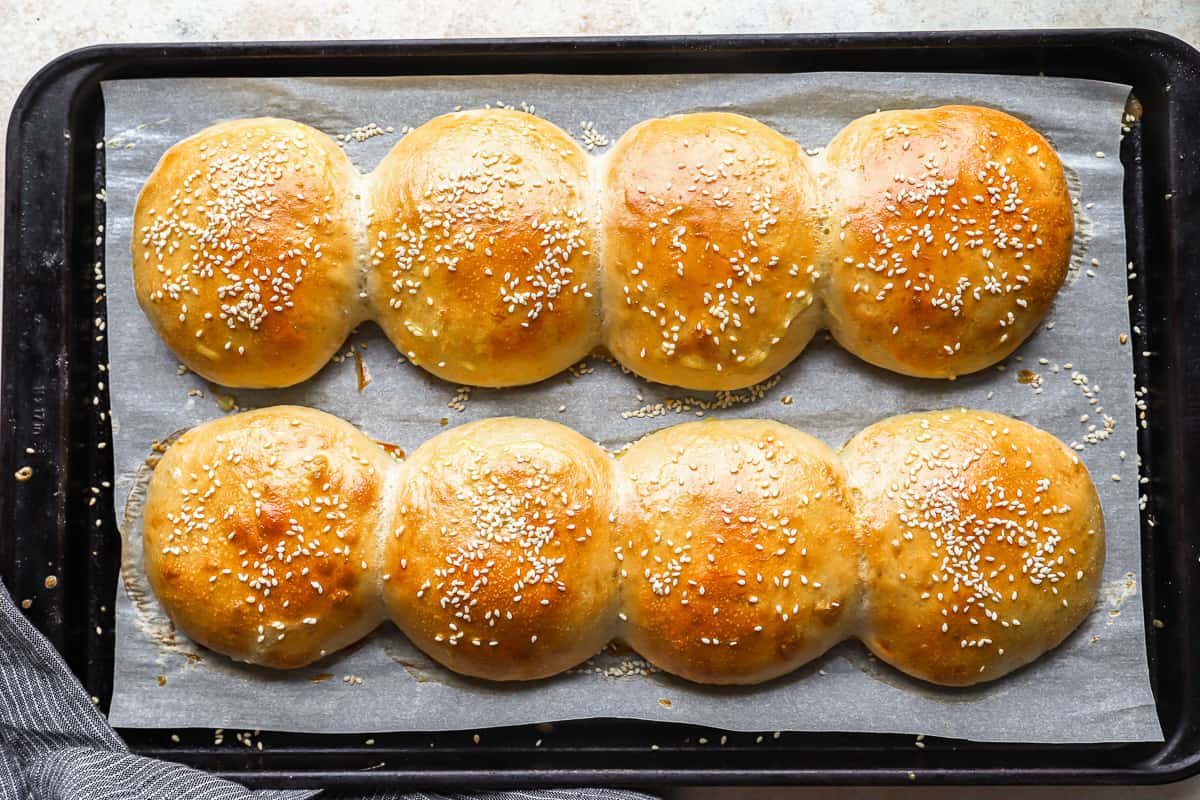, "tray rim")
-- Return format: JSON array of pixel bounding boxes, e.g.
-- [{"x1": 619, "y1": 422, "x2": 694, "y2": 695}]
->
[{"x1": 5, "y1": 27, "x2": 1200, "y2": 788}]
